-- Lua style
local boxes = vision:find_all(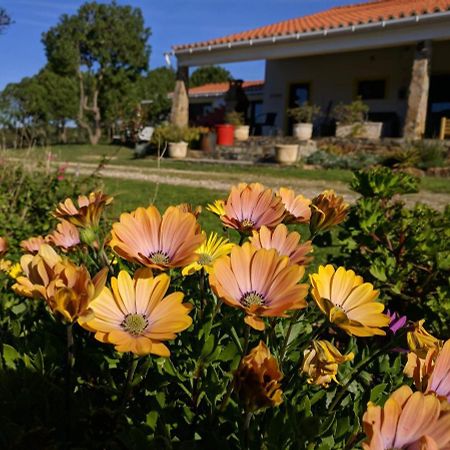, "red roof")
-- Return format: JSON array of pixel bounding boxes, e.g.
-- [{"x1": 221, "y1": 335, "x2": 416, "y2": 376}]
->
[
  {"x1": 188, "y1": 80, "x2": 264, "y2": 96},
  {"x1": 174, "y1": 0, "x2": 450, "y2": 50}
]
